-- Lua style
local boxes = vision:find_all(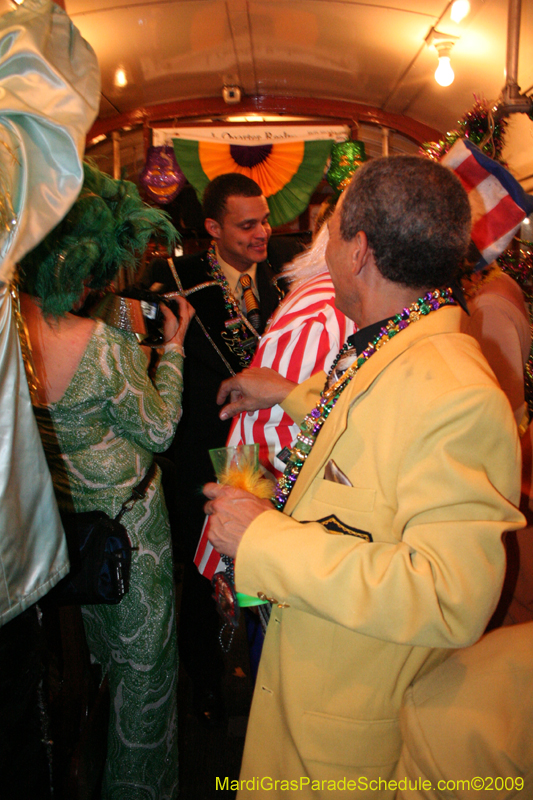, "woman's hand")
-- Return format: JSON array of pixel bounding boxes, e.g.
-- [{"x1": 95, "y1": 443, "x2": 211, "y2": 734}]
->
[{"x1": 160, "y1": 294, "x2": 195, "y2": 347}]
